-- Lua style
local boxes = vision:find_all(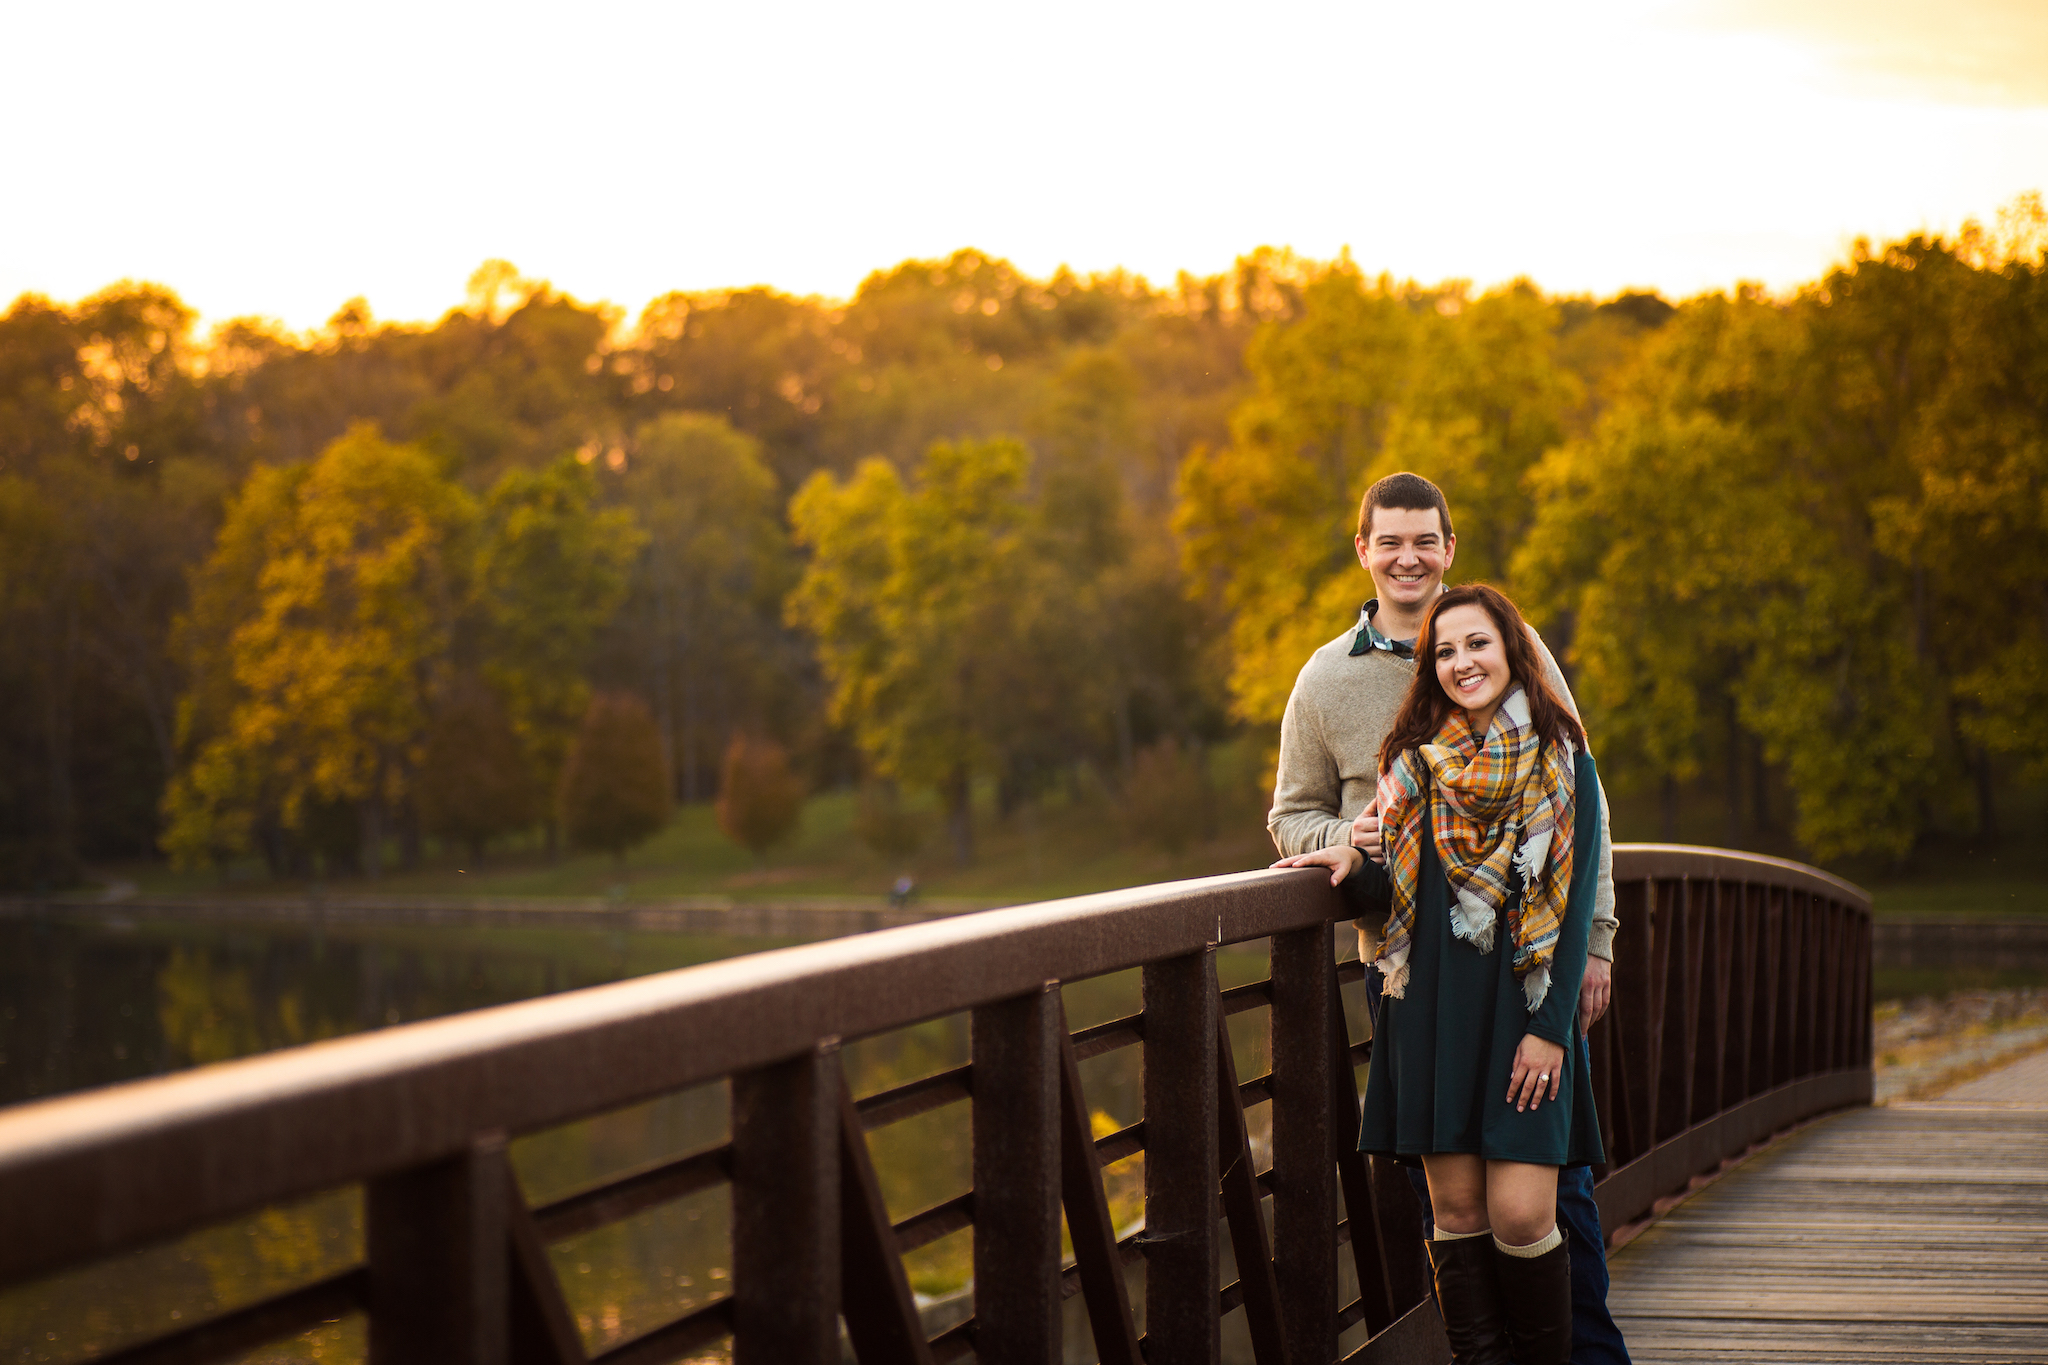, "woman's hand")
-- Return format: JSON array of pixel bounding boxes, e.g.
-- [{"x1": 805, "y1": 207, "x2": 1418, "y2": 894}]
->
[
  {"x1": 1271, "y1": 845, "x2": 1366, "y2": 886},
  {"x1": 1508, "y1": 1033, "x2": 1566, "y2": 1112}
]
